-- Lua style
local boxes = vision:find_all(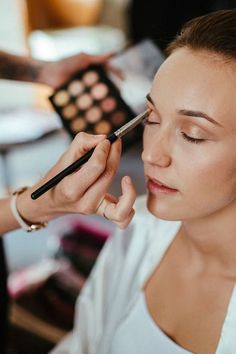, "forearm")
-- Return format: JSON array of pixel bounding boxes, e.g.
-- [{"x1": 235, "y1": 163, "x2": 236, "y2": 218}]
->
[
  {"x1": 0, "y1": 50, "x2": 114, "y2": 89},
  {"x1": 0, "y1": 135, "x2": 133, "y2": 234},
  {"x1": 0, "y1": 197, "x2": 19, "y2": 234},
  {"x1": 0, "y1": 50, "x2": 48, "y2": 83},
  {"x1": 0, "y1": 184, "x2": 61, "y2": 235}
]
